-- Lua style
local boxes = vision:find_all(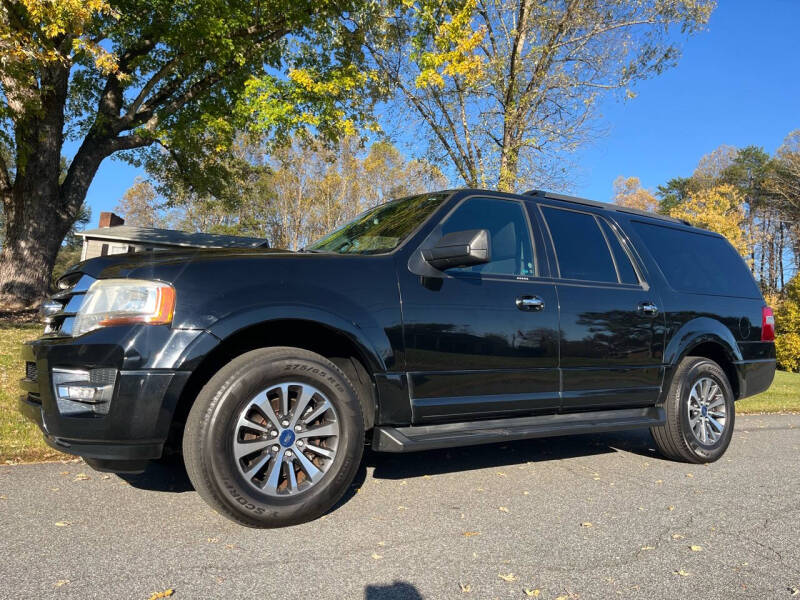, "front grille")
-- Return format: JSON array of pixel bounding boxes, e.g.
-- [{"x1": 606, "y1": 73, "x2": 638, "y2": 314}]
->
[
  {"x1": 25, "y1": 361, "x2": 38, "y2": 382},
  {"x1": 43, "y1": 274, "x2": 95, "y2": 336}
]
